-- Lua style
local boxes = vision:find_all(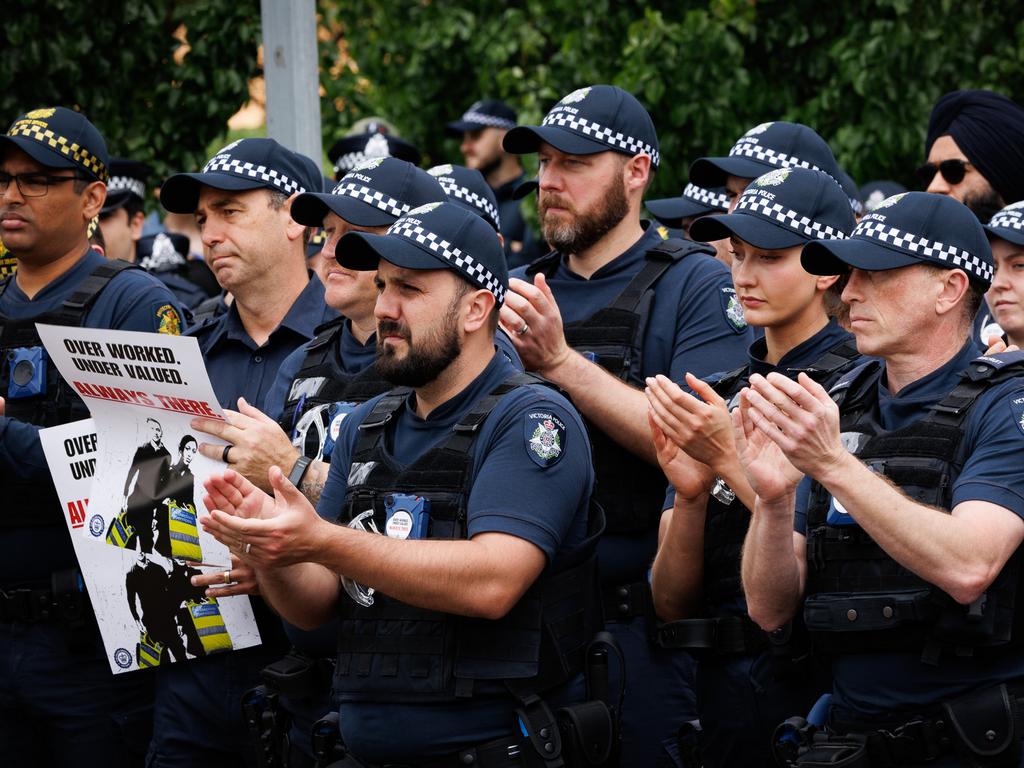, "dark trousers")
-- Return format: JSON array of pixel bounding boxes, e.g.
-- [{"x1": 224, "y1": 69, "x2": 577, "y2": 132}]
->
[
  {"x1": 697, "y1": 651, "x2": 825, "y2": 768},
  {"x1": 606, "y1": 615, "x2": 698, "y2": 767},
  {"x1": 148, "y1": 644, "x2": 284, "y2": 768},
  {"x1": 0, "y1": 619, "x2": 155, "y2": 768}
]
